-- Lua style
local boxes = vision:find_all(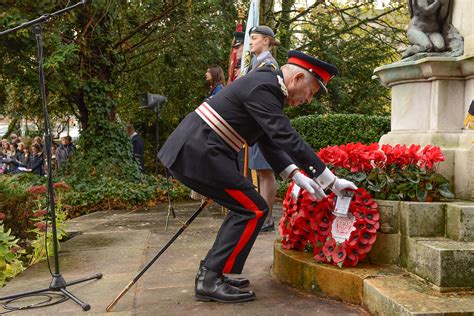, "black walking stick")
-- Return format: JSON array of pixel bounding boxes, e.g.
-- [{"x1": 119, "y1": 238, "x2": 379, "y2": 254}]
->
[{"x1": 106, "y1": 198, "x2": 210, "y2": 312}]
